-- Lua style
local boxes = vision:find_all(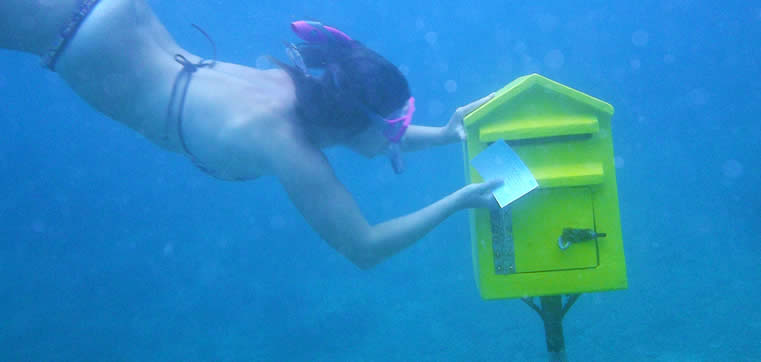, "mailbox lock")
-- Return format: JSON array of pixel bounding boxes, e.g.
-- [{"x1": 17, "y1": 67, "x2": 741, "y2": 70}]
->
[{"x1": 558, "y1": 228, "x2": 606, "y2": 250}]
